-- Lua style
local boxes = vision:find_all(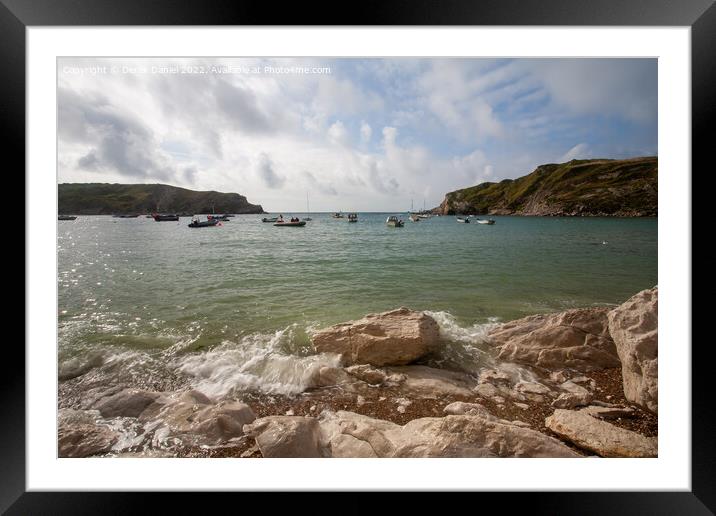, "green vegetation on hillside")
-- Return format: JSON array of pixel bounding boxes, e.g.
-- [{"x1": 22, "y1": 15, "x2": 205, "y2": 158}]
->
[
  {"x1": 58, "y1": 183, "x2": 264, "y2": 215},
  {"x1": 437, "y1": 157, "x2": 657, "y2": 216}
]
